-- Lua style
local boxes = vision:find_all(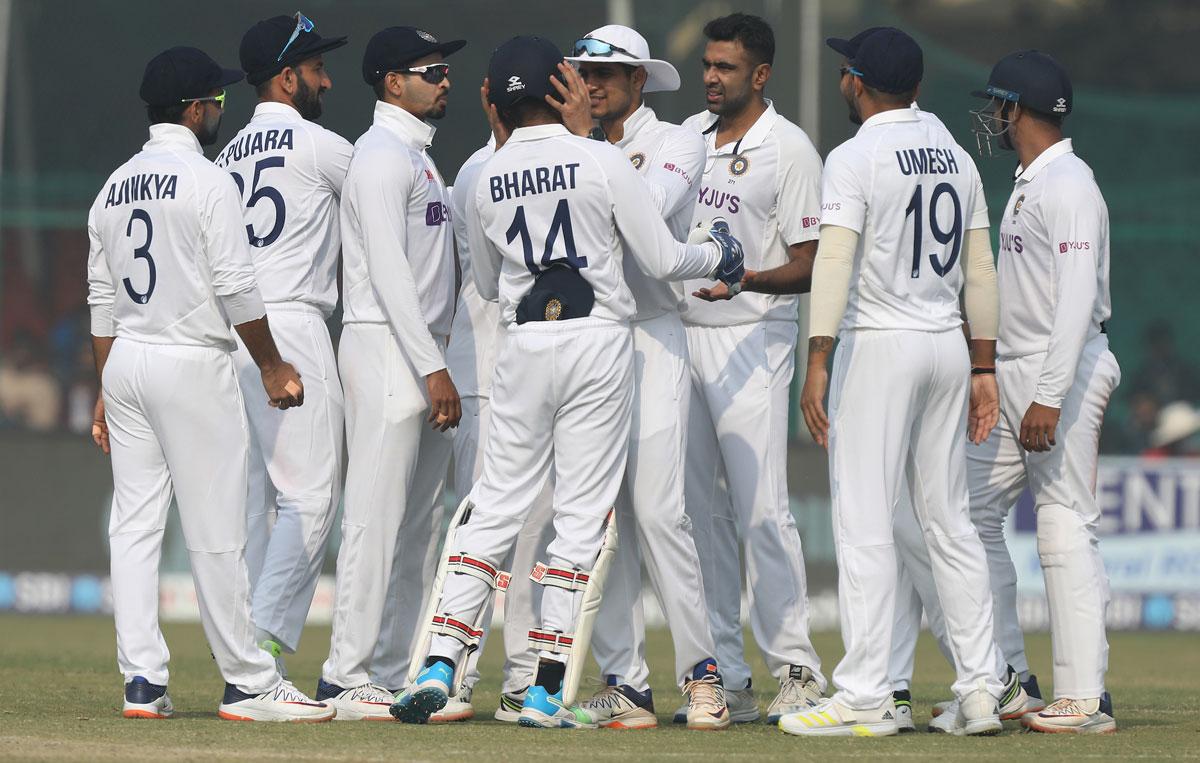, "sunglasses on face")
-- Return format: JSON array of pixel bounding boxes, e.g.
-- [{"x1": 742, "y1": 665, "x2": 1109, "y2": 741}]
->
[
  {"x1": 572, "y1": 37, "x2": 634, "y2": 58},
  {"x1": 839, "y1": 64, "x2": 864, "y2": 78},
  {"x1": 278, "y1": 11, "x2": 316, "y2": 62},
  {"x1": 182, "y1": 89, "x2": 227, "y2": 109},
  {"x1": 393, "y1": 62, "x2": 450, "y2": 85}
]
